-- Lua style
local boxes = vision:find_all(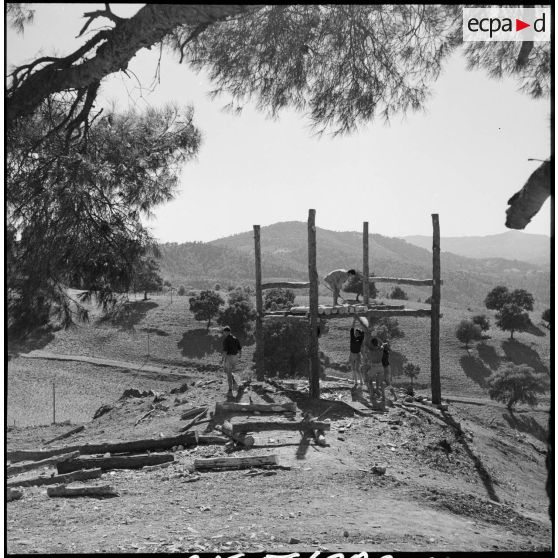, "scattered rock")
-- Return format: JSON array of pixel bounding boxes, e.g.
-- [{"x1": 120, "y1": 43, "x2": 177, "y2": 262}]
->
[
  {"x1": 372, "y1": 466, "x2": 386, "y2": 475},
  {"x1": 7, "y1": 488, "x2": 23, "y2": 502},
  {"x1": 289, "y1": 537, "x2": 301, "y2": 544},
  {"x1": 152, "y1": 393, "x2": 167, "y2": 403},
  {"x1": 404, "y1": 396, "x2": 413, "y2": 403},
  {"x1": 170, "y1": 383, "x2": 189, "y2": 395},
  {"x1": 343, "y1": 530, "x2": 349, "y2": 537},
  {"x1": 438, "y1": 403, "x2": 449, "y2": 411},
  {"x1": 119, "y1": 388, "x2": 151, "y2": 400},
  {"x1": 337, "y1": 436, "x2": 346, "y2": 441}
]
